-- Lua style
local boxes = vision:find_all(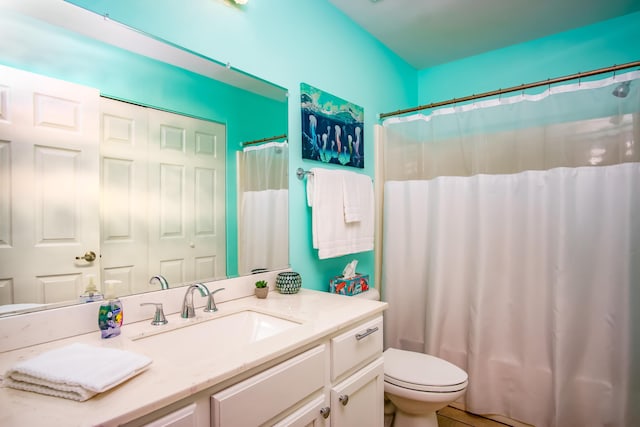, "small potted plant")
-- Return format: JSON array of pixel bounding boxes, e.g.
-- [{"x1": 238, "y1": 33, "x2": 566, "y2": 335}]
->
[{"x1": 254, "y1": 280, "x2": 269, "y2": 299}]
